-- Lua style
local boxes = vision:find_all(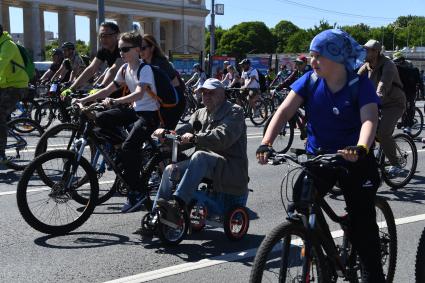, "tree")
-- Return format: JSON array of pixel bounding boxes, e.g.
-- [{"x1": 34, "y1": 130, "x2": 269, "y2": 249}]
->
[
  {"x1": 217, "y1": 22, "x2": 276, "y2": 58},
  {"x1": 205, "y1": 26, "x2": 226, "y2": 54},
  {"x1": 271, "y1": 20, "x2": 300, "y2": 53},
  {"x1": 340, "y1": 23, "x2": 371, "y2": 46},
  {"x1": 44, "y1": 40, "x2": 90, "y2": 61},
  {"x1": 285, "y1": 29, "x2": 311, "y2": 53}
]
